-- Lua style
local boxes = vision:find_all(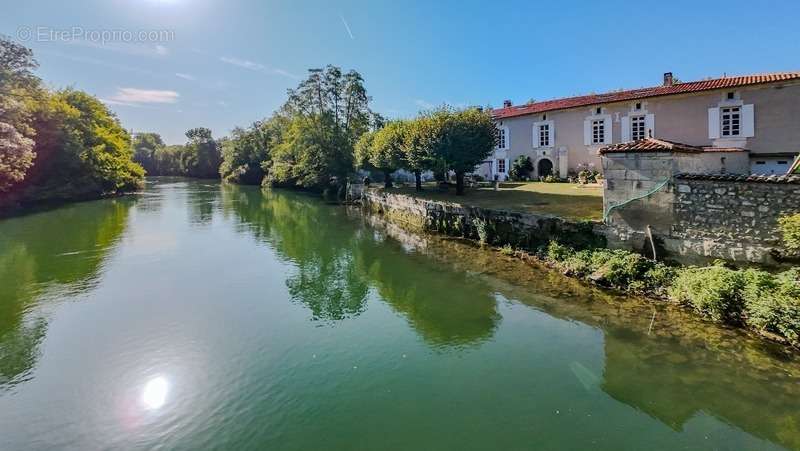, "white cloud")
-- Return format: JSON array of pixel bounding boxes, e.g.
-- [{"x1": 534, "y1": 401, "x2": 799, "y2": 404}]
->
[
  {"x1": 220, "y1": 56, "x2": 299, "y2": 79},
  {"x1": 175, "y1": 72, "x2": 196, "y2": 81},
  {"x1": 107, "y1": 88, "x2": 179, "y2": 105}
]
